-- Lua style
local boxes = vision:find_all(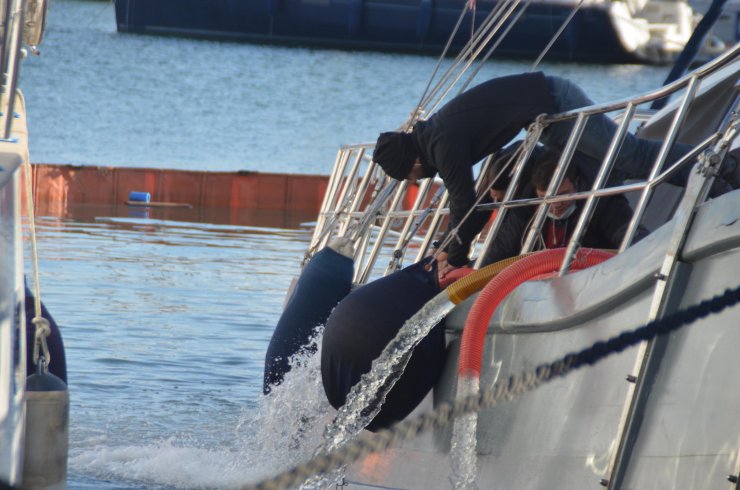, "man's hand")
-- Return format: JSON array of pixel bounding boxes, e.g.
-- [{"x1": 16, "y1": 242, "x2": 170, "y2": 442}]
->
[
  {"x1": 435, "y1": 250, "x2": 448, "y2": 265},
  {"x1": 438, "y1": 262, "x2": 461, "y2": 281},
  {"x1": 426, "y1": 249, "x2": 462, "y2": 281},
  {"x1": 434, "y1": 251, "x2": 462, "y2": 281}
]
